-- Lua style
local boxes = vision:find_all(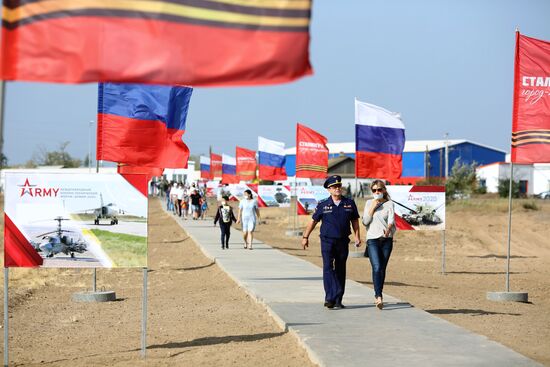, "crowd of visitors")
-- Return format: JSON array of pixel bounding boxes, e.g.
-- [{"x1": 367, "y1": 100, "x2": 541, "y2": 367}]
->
[{"x1": 154, "y1": 179, "x2": 209, "y2": 220}]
